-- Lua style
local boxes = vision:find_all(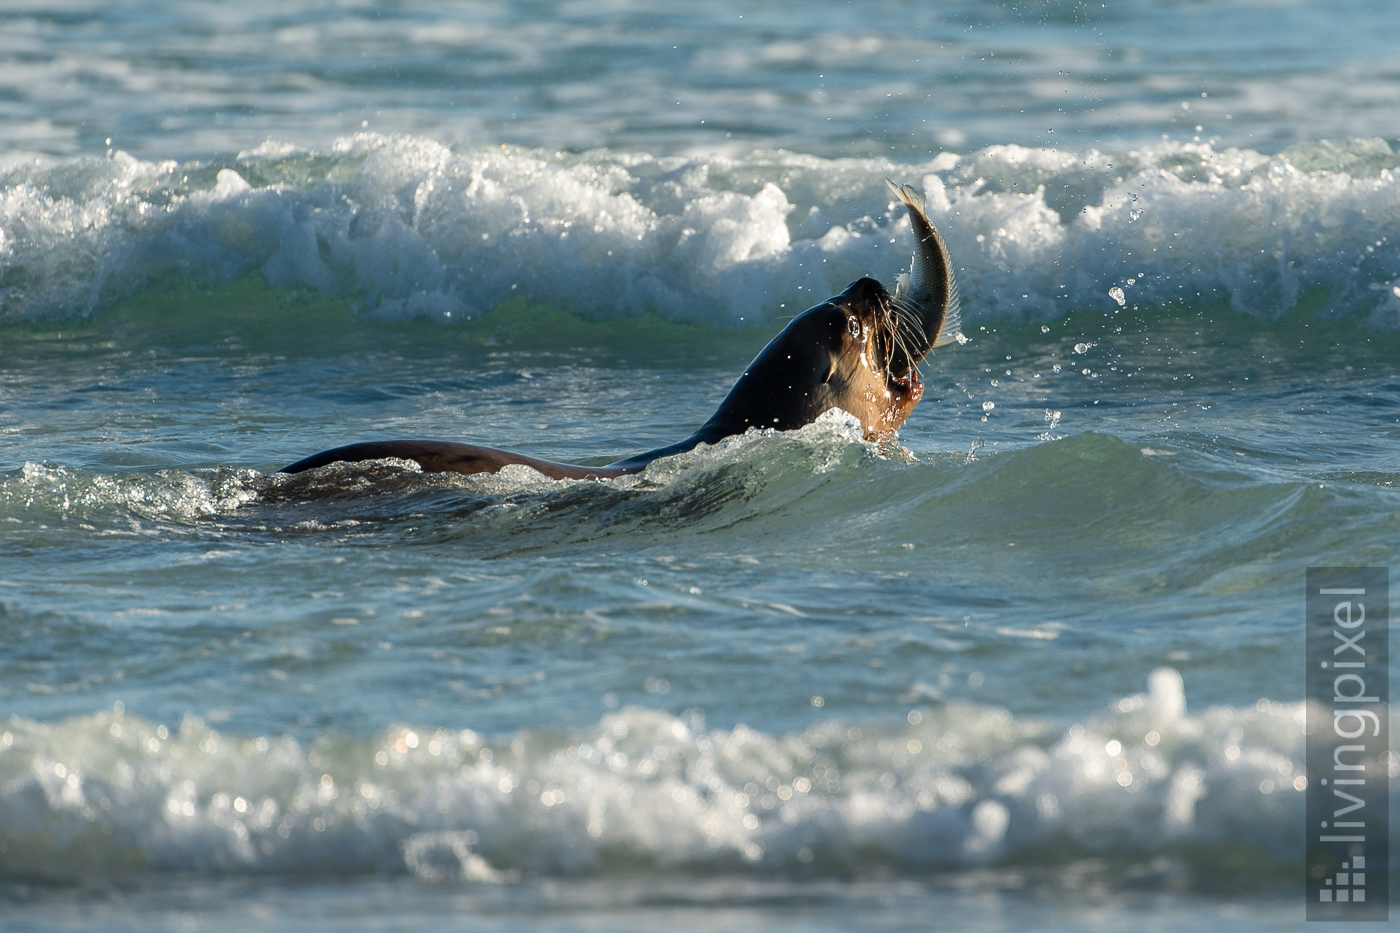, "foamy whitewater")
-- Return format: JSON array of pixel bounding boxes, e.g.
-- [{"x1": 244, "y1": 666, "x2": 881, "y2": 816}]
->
[
  {"x1": 0, "y1": 665, "x2": 1314, "y2": 877},
  {"x1": 2, "y1": 2, "x2": 1399, "y2": 931},
  {"x1": 3, "y1": 135, "x2": 1400, "y2": 328}
]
